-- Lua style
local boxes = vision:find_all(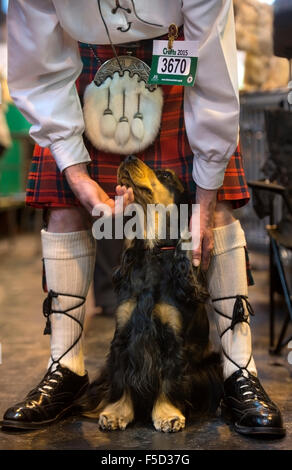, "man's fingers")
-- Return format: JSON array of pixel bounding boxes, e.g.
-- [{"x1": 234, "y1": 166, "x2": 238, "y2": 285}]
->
[
  {"x1": 115, "y1": 185, "x2": 129, "y2": 196},
  {"x1": 121, "y1": 188, "x2": 134, "y2": 208},
  {"x1": 123, "y1": 192, "x2": 129, "y2": 208},
  {"x1": 91, "y1": 198, "x2": 115, "y2": 218},
  {"x1": 115, "y1": 186, "x2": 134, "y2": 205},
  {"x1": 201, "y1": 234, "x2": 214, "y2": 271},
  {"x1": 115, "y1": 185, "x2": 125, "y2": 196},
  {"x1": 191, "y1": 231, "x2": 214, "y2": 270},
  {"x1": 113, "y1": 192, "x2": 131, "y2": 215},
  {"x1": 115, "y1": 185, "x2": 122, "y2": 196},
  {"x1": 201, "y1": 251, "x2": 211, "y2": 271},
  {"x1": 106, "y1": 198, "x2": 115, "y2": 209},
  {"x1": 192, "y1": 237, "x2": 202, "y2": 267},
  {"x1": 192, "y1": 255, "x2": 201, "y2": 268},
  {"x1": 127, "y1": 187, "x2": 134, "y2": 203}
]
